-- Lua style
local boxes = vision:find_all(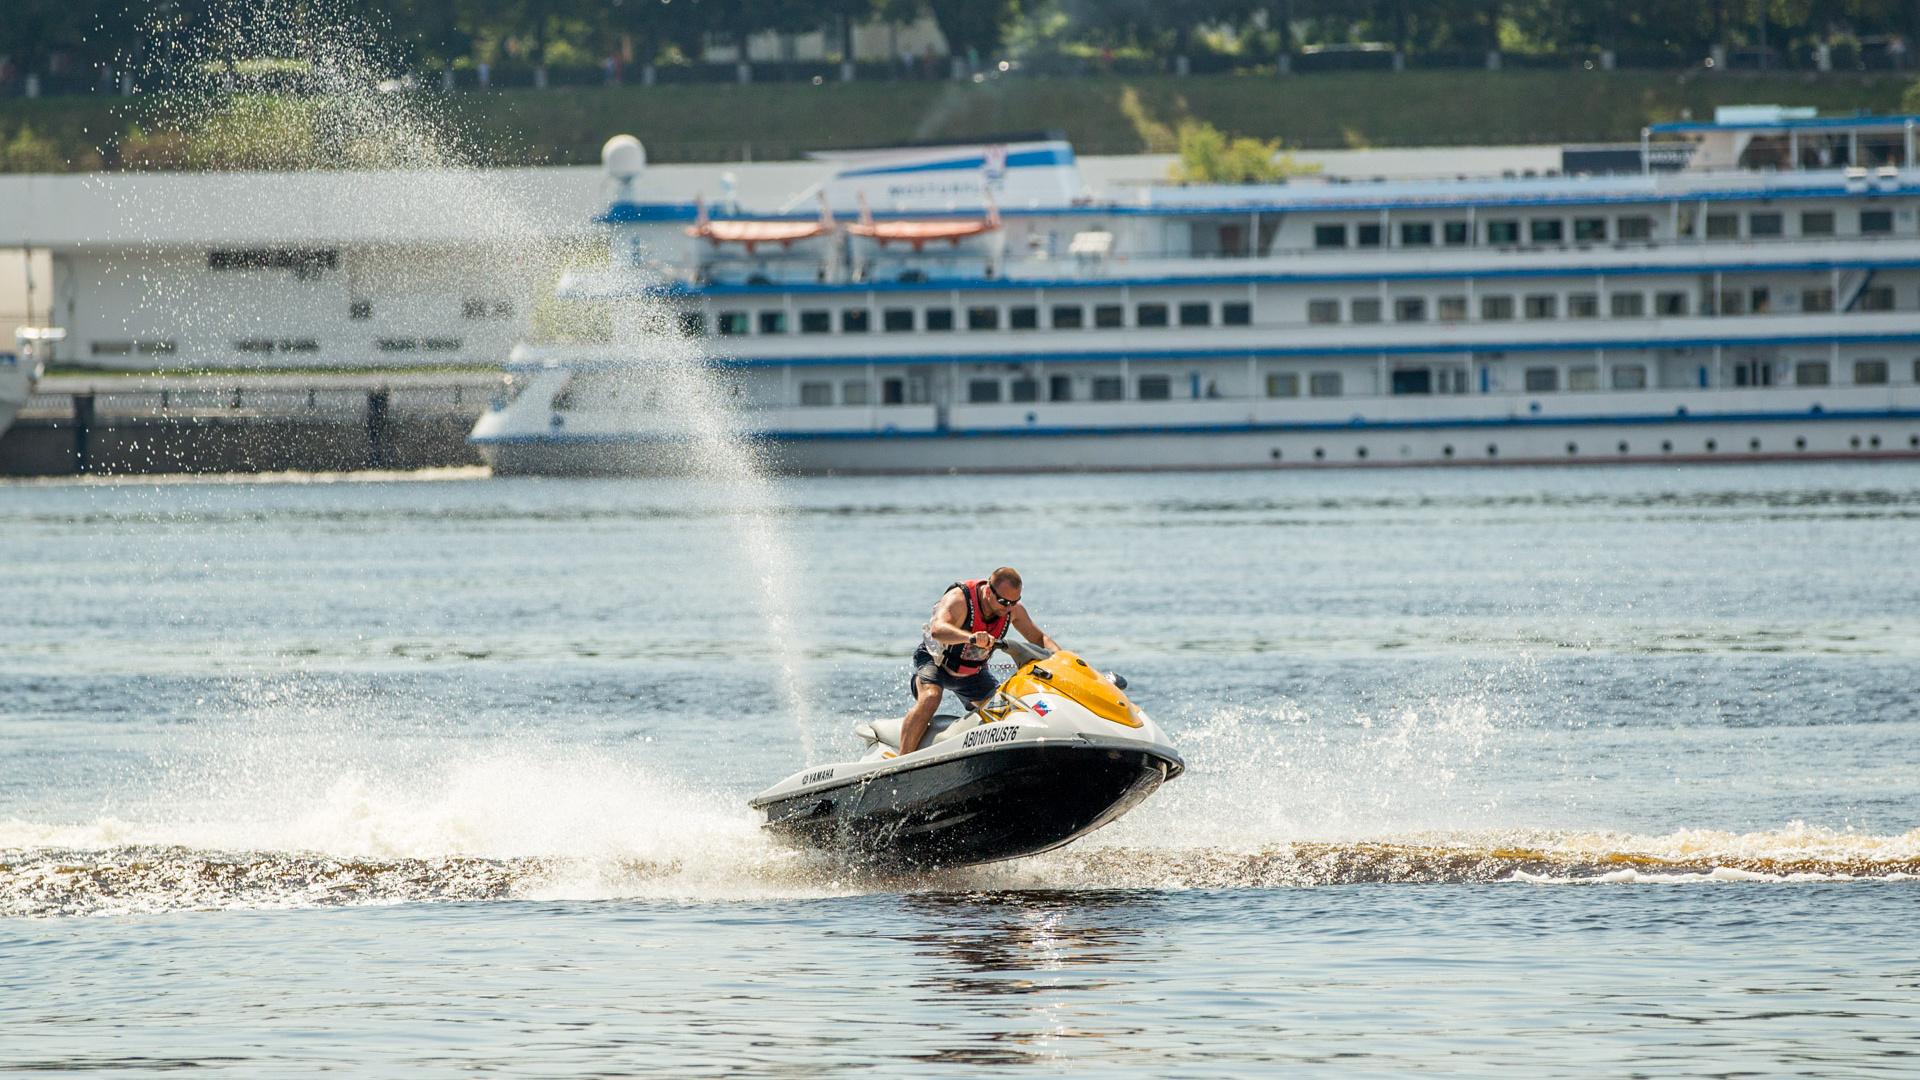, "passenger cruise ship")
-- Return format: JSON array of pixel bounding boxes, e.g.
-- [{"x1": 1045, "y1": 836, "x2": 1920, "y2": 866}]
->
[{"x1": 471, "y1": 109, "x2": 1920, "y2": 473}]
